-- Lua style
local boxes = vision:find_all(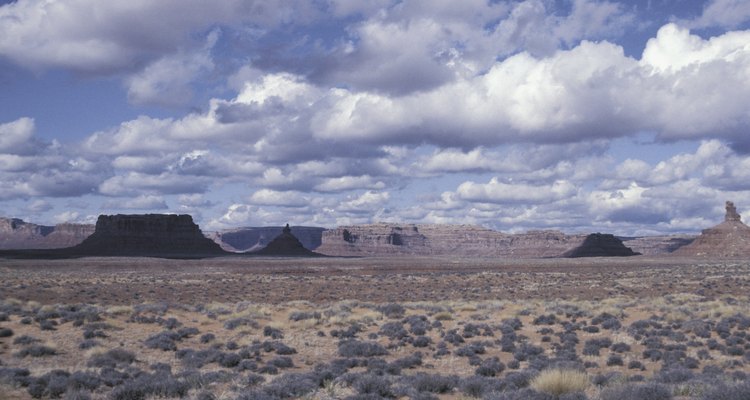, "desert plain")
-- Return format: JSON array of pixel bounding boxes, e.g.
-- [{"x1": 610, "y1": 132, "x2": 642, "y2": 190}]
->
[{"x1": 1, "y1": 256, "x2": 750, "y2": 400}]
